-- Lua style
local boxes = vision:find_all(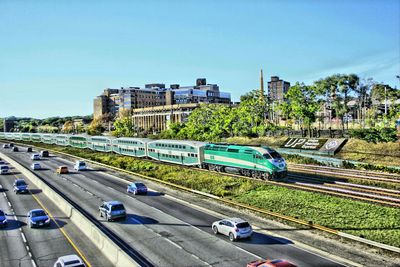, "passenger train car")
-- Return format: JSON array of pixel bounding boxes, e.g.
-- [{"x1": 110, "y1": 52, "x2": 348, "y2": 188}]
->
[{"x1": 0, "y1": 132, "x2": 287, "y2": 180}]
